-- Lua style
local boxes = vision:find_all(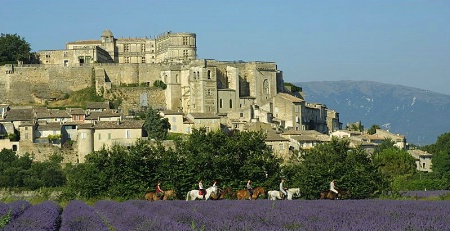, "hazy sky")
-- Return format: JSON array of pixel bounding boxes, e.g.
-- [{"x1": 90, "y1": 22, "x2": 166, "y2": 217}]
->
[{"x1": 2, "y1": 0, "x2": 449, "y2": 95}]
